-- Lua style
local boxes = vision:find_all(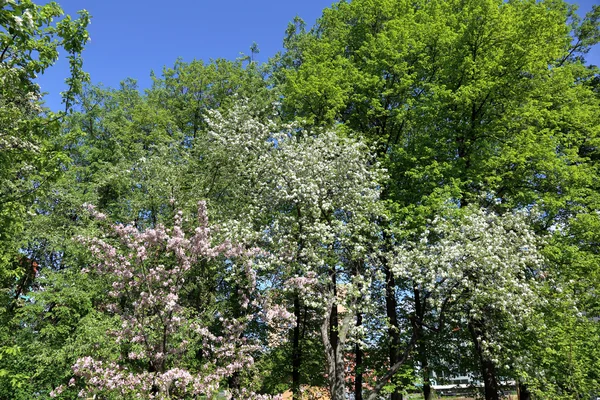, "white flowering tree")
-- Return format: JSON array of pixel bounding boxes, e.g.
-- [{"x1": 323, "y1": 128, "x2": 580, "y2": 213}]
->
[
  {"x1": 389, "y1": 205, "x2": 545, "y2": 400},
  {"x1": 262, "y1": 131, "x2": 382, "y2": 400},
  {"x1": 205, "y1": 102, "x2": 386, "y2": 400},
  {"x1": 51, "y1": 202, "x2": 277, "y2": 399}
]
